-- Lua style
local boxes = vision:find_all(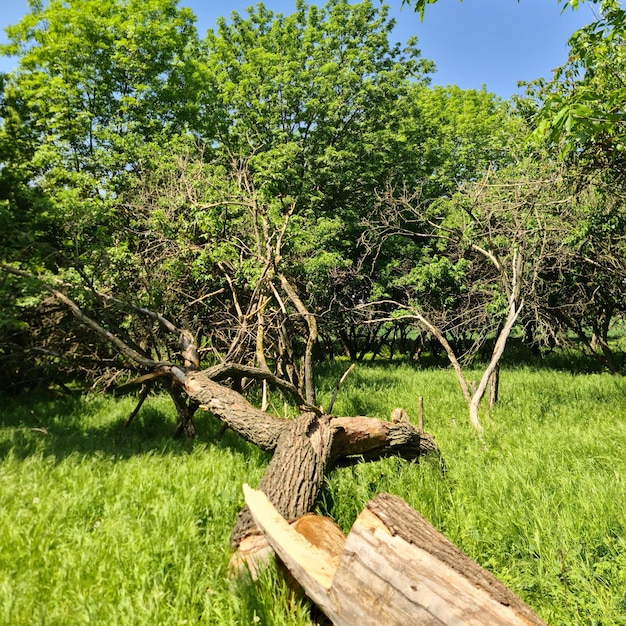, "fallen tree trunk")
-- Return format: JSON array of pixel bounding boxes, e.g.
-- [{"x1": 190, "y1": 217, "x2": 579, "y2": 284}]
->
[
  {"x1": 0, "y1": 268, "x2": 440, "y2": 584},
  {"x1": 244, "y1": 486, "x2": 547, "y2": 626},
  {"x1": 231, "y1": 411, "x2": 333, "y2": 548},
  {"x1": 183, "y1": 369, "x2": 437, "y2": 549}
]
